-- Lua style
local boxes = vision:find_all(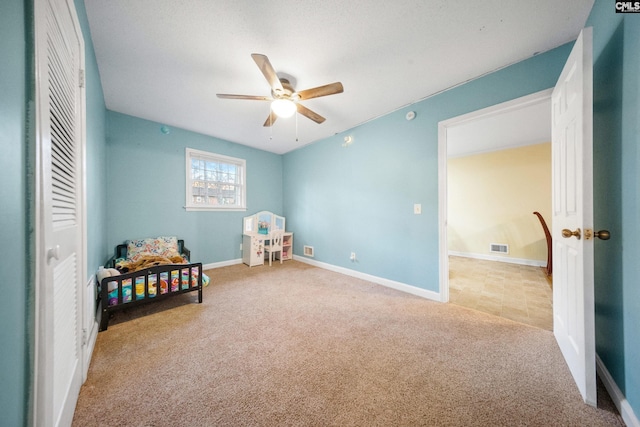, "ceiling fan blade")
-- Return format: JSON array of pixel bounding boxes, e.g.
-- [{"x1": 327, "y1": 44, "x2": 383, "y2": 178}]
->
[
  {"x1": 297, "y1": 82, "x2": 344, "y2": 101},
  {"x1": 263, "y1": 111, "x2": 278, "y2": 127},
  {"x1": 297, "y1": 103, "x2": 326, "y2": 124},
  {"x1": 216, "y1": 94, "x2": 271, "y2": 101},
  {"x1": 251, "y1": 53, "x2": 284, "y2": 92}
]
